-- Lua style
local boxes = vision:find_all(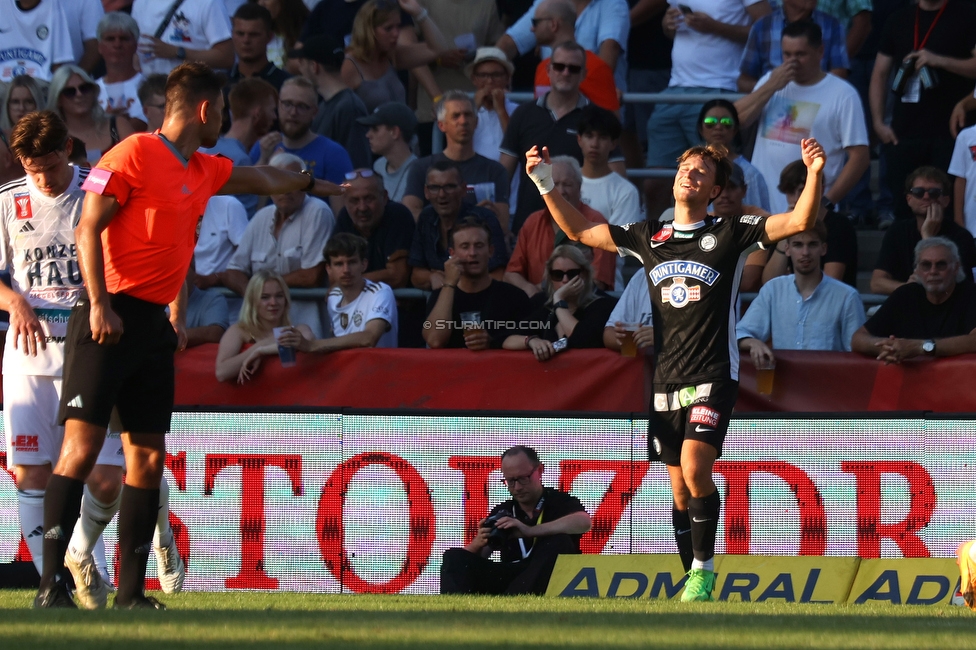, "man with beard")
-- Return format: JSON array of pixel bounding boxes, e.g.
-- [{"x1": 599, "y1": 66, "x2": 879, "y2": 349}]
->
[
  {"x1": 852, "y1": 237, "x2": 976, "y2": 362},
  {"x1": 37, "y1": 63, "x2": 347, "y2": 609},
  {"x1": 251, "y1": 76, "x2": 353, "y2": 213},
  {"x1": 201, "y1": 77, "x2": 279, "y2": 217}
]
